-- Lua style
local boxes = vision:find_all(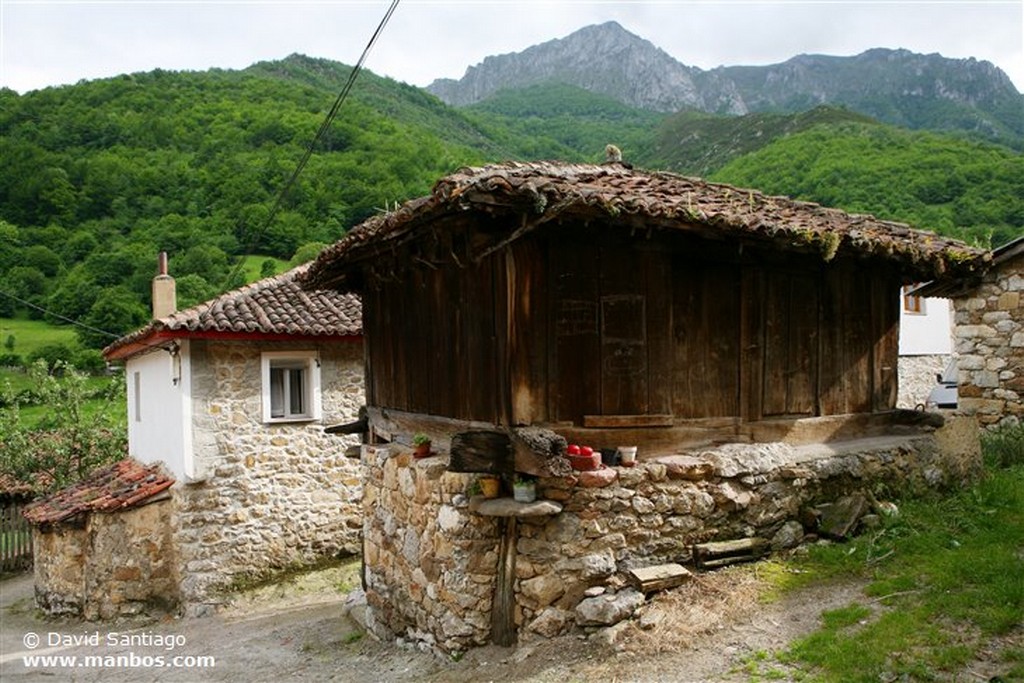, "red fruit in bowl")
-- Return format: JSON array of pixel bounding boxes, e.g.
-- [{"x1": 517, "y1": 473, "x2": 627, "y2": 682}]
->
[
  {"x1": 580, "y1": 446, "x2": 594, "y2": 457},
  {"x1": 567, "y1": 444, "x2": 581, "y2": 455}
]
